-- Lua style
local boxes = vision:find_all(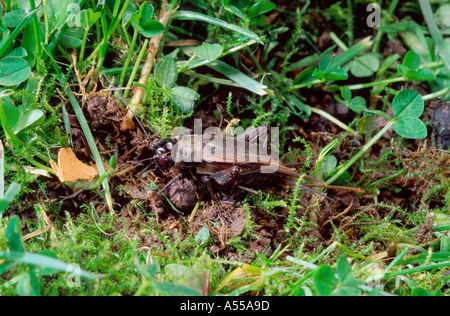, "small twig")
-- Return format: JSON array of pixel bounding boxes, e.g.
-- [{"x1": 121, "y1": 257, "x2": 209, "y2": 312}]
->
[
  {"x1": 72, "y1": 53, "x2": 87, "y2": 100},
  {"x1": 189, "y1": 188, "x2": 204, "y2": 222},
  {"x1": 123, "y1": 1, "x2": 178, "y2": 130},
  {"x1": 149, "y1": 195, "x2": 160, "y2": 224},
  {"x1": 22, "y1": 204, "x2": 54, "y2": 241},
  {"x1": 223, "y1": 118, "x2": 240, "y2": 136},
  {"x1": 320, "y1": 200, "x2": 353, "y2": 230}
]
